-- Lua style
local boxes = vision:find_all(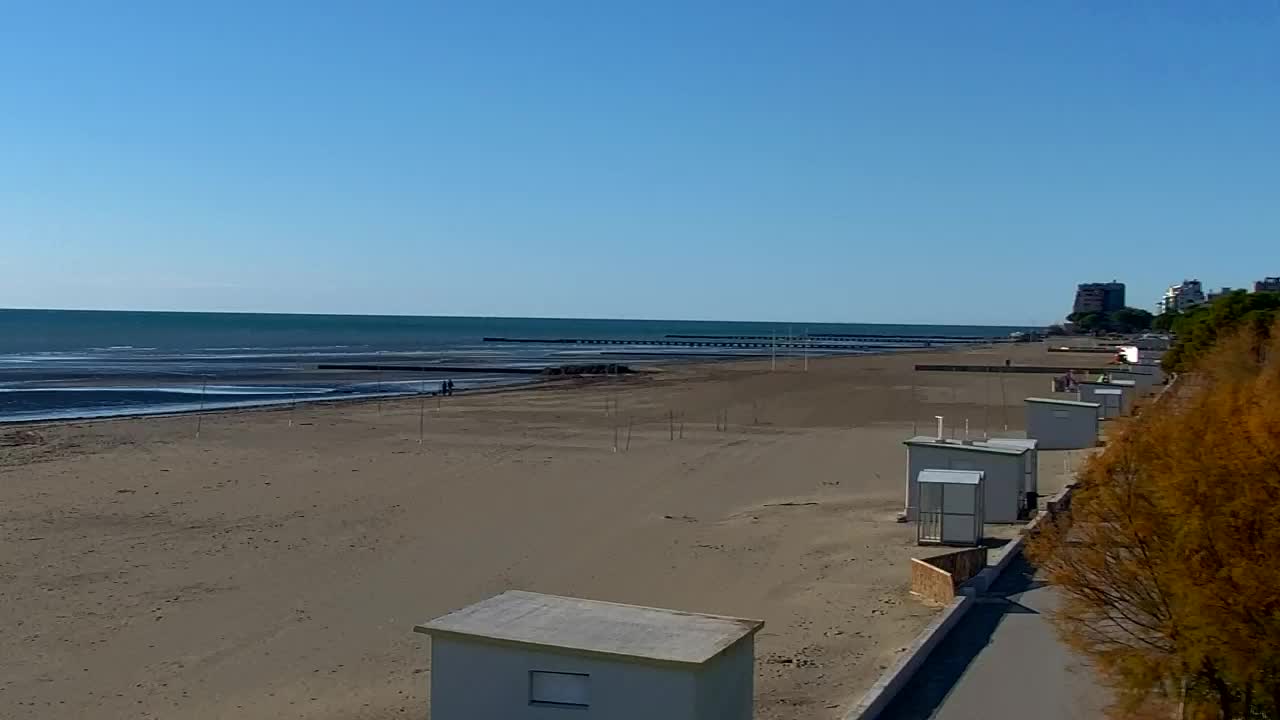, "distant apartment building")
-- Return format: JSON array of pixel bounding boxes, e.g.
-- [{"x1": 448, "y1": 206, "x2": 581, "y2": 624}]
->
[
  {"x1": 1160, "y1": 279, "x2": 1205, "y2": 314},
  {"x1": 1256, "y1": 277, "x2": 1280, "y2": 293},
  {"x1": 1073, "y1": 282, "x2": 1126, "y2": 315},
  {"x1": 1207, "y1": 287, "x2": 1234, "y2": 302}
]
